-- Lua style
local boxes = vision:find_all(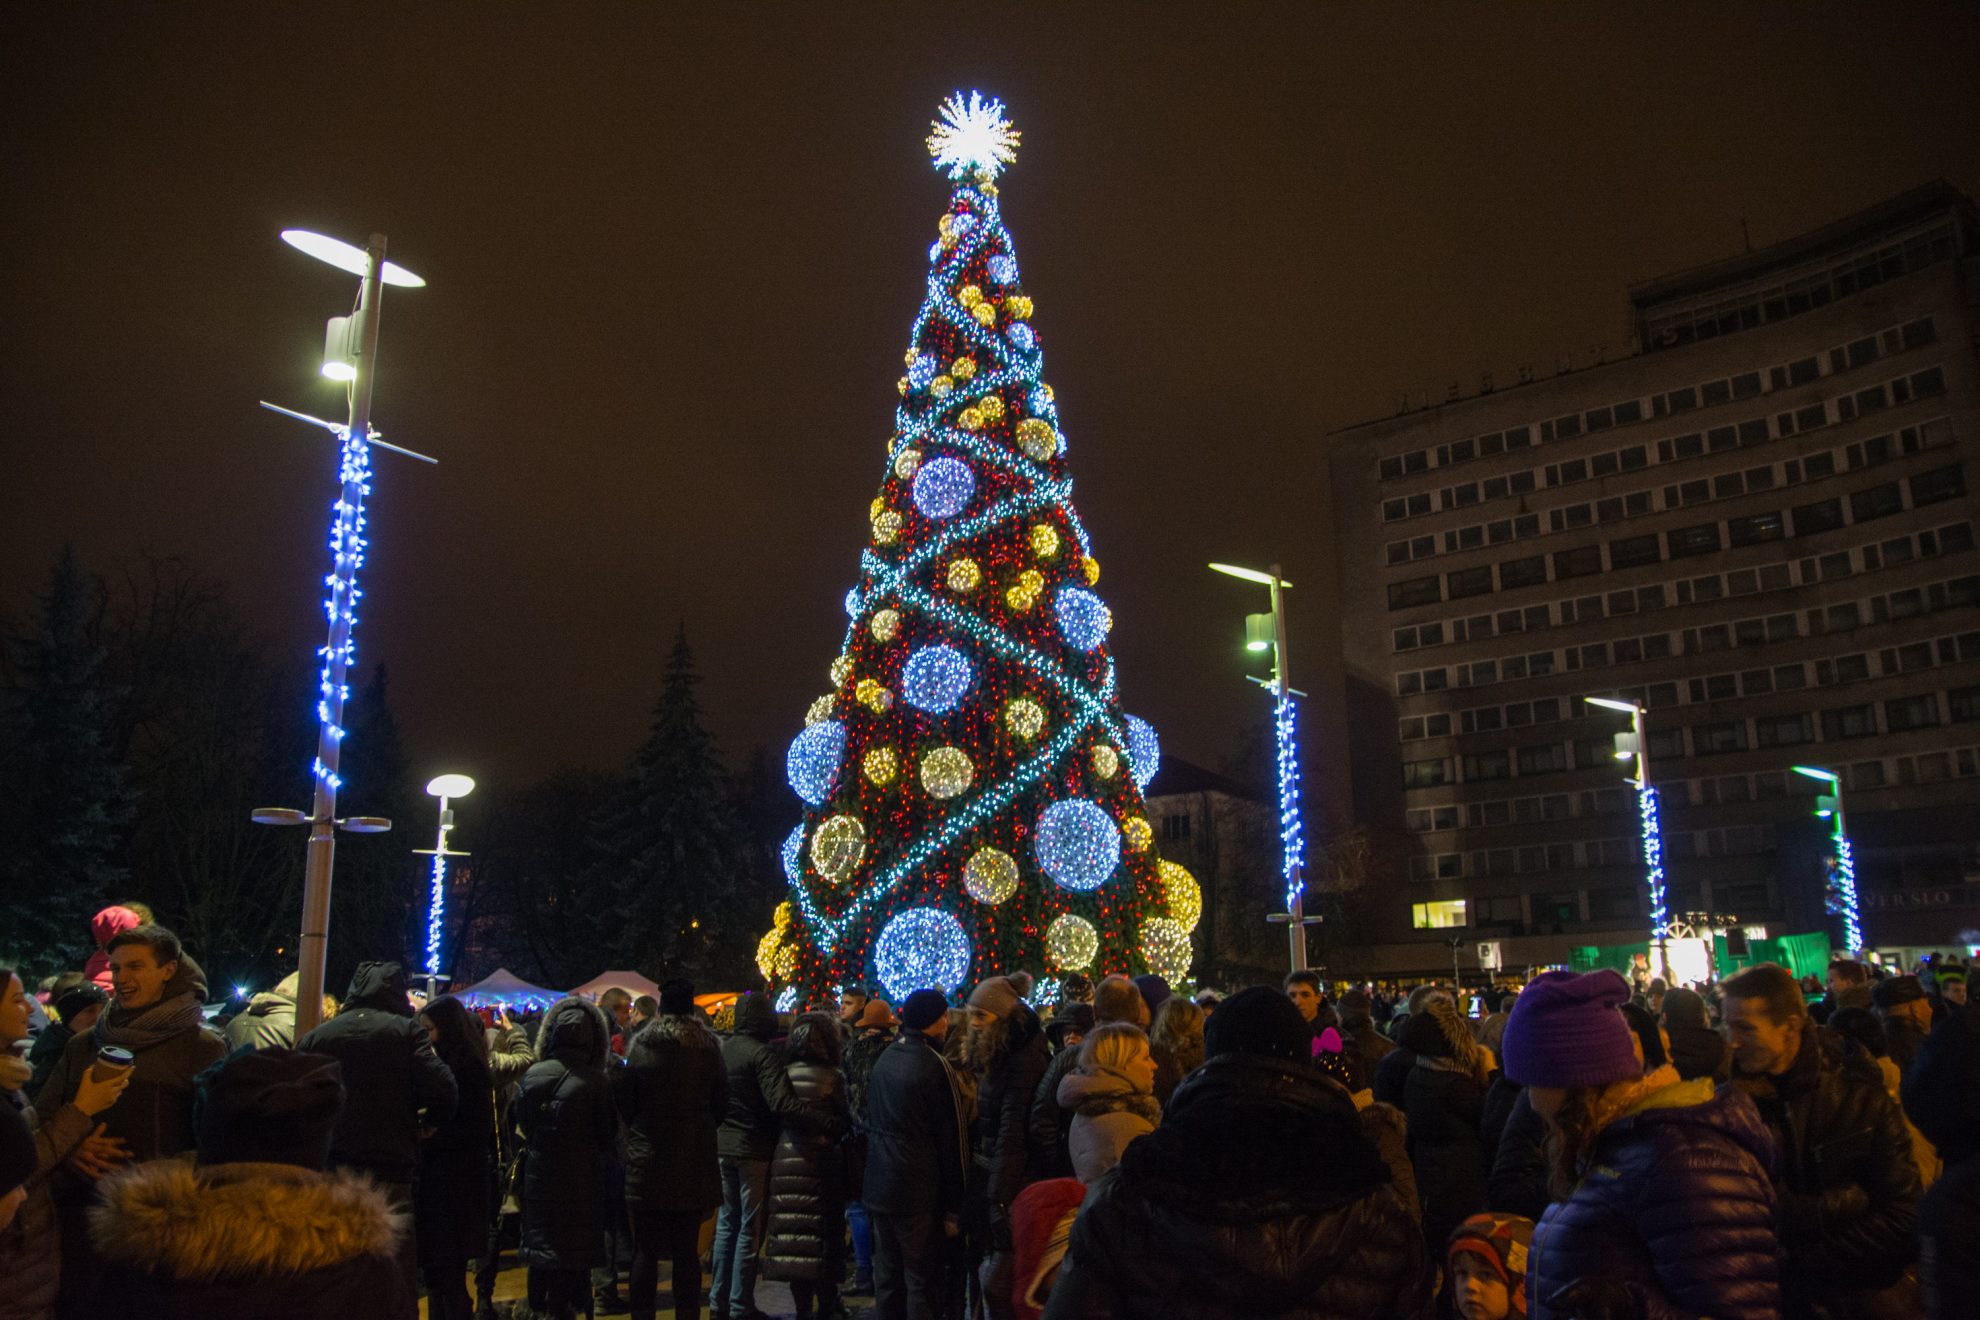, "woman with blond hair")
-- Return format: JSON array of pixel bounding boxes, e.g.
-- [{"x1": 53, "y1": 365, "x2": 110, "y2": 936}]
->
[
  {"x1": 1055, "y1": 1022, "x2": 1160, "y2": 1184},
  {"x1": 1148, "y1": 997, "x2": 1204, "y2": 1107}
]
